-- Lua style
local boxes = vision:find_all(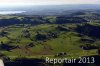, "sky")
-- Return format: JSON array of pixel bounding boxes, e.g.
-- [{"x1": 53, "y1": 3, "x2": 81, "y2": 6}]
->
[{"x1": 0, "y1": 0, "x2": 100, "y2": 6}]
